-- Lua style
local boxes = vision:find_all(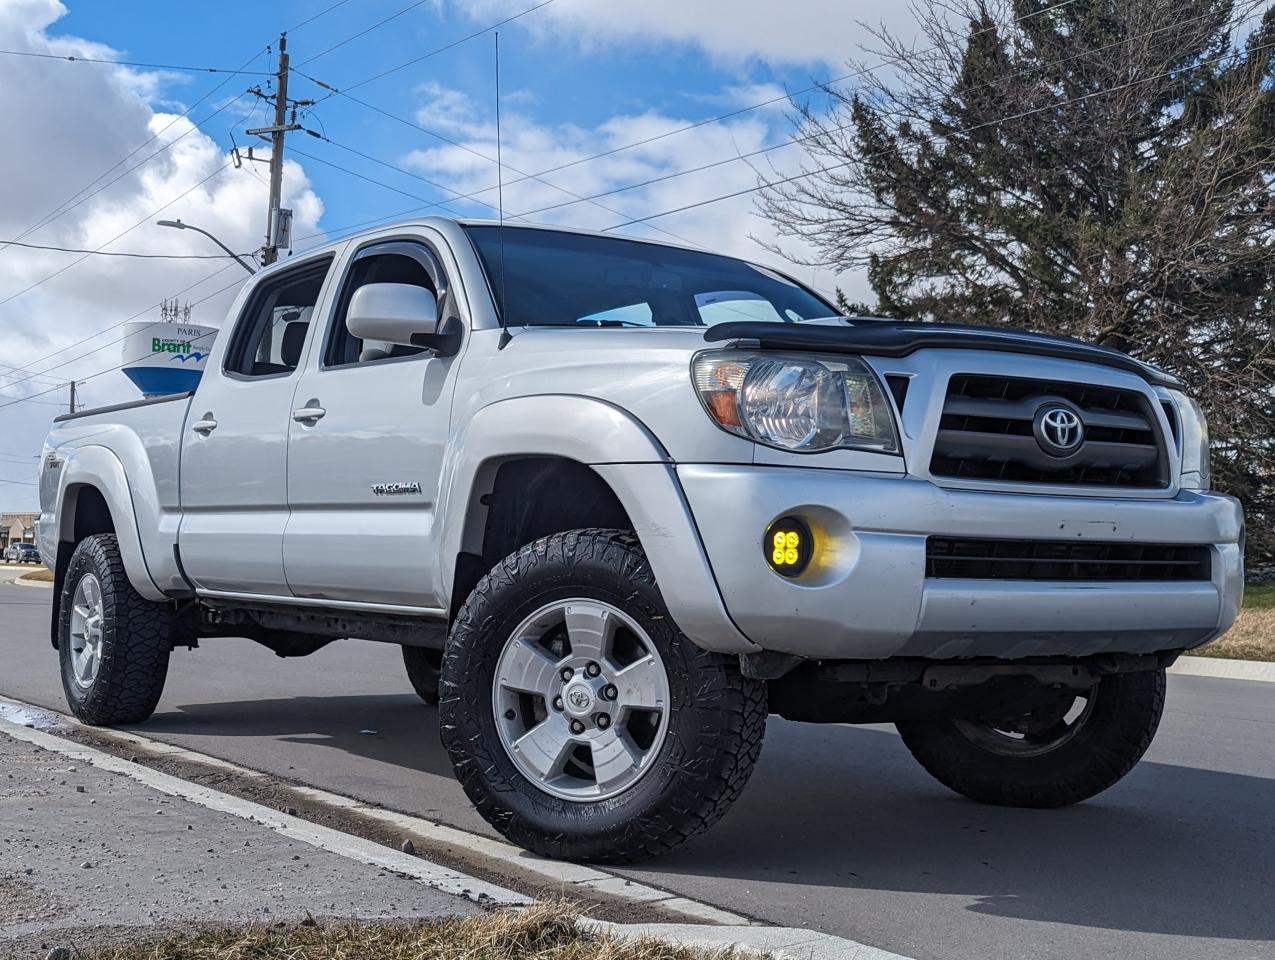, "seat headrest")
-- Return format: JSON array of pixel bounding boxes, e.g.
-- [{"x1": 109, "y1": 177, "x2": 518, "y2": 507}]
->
[{"x1": 280, "y1": 320, "x2": 309, "y2": 368}]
